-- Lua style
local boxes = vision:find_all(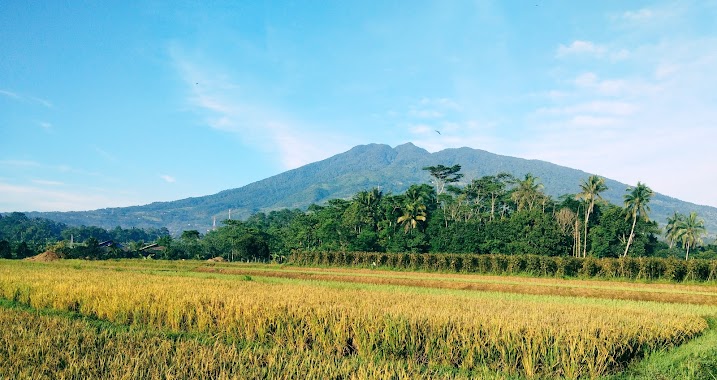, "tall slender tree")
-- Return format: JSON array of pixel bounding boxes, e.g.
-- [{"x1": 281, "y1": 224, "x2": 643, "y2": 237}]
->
[
  {"x1": 674, "y1": 211, "x2": 707, "y2": 260},
  {"x1": 575, "y1": 175, "x2": 608, "y2": 257},
  {"x1": 622, "y1": 182, "x2": 653, "y2": 257}
]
